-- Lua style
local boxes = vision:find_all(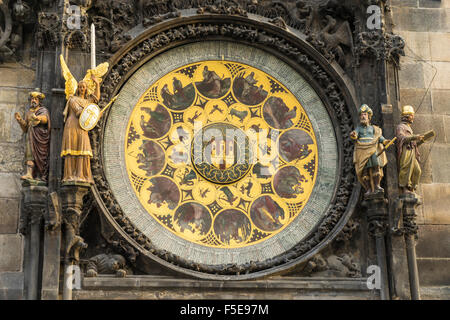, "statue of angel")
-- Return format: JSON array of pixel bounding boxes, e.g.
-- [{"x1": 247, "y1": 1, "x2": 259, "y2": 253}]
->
[{"x1": 59, "y1": 55, "x2": 109, "y2": 184}]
